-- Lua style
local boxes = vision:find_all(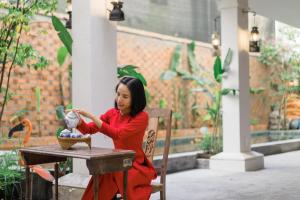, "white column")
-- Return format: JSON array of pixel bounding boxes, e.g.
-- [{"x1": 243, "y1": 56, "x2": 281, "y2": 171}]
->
[
  {"x1": 210, "y1": 0, "x2": 264, "y2": 172},
  {"x1": 72, "y1": 0, "x2": 117, "y2": 174}
]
